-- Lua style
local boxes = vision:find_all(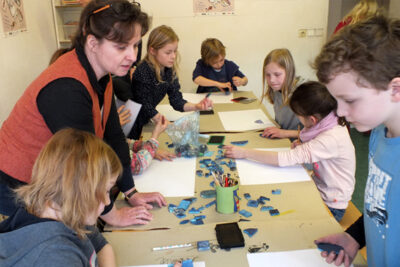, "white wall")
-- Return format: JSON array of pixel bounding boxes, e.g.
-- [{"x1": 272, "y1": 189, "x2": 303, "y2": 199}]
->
[
  {"x1": 0, "y1": 0, "x2": 329, "y2": 123},
  {"x1": 389, "y1": 0, "x2": 400, "y2": 18},
  {"x1": 0, "y1": 0, "x2": 57, "y2": 123},
  {"x1": 139, "y1": 0, "x2": 329, "y2": 116}
]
